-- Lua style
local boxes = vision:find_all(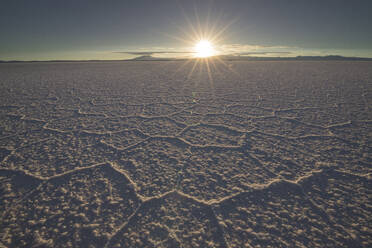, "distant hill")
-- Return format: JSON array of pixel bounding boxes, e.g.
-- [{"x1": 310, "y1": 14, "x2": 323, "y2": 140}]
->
[{"x1": 130, "y1": 55, "x2": 174, "y2": 61}]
